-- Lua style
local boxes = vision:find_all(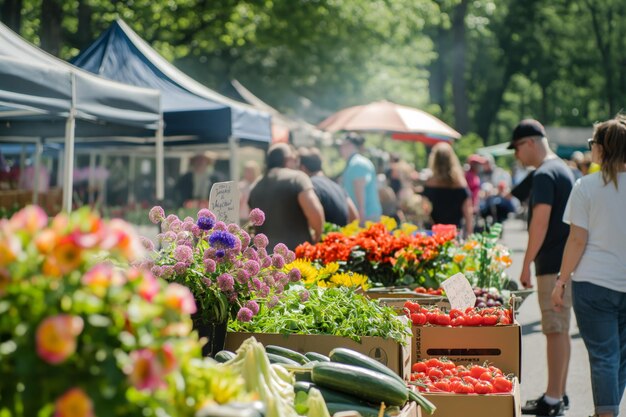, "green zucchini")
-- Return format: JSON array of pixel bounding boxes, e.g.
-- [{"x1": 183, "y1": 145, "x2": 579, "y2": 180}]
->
[
  {"x1": 294, "y1": 381, "x2": 315, "y2": 393},
  {"x1": 329, "y1": 347, "x2": 403, "y2": 384},
  {"x1": 267, "y1": 353, "x2": 300, "y2": 366},
  {"x1": 408, "y1": 390, "x2": 437, "y2": 415},
  {"x1": 293, "y1": 368, "x2": 313, "y2": 382},
  {"x1": 265, "y1": 345, "x2": 310, "y2": 365},
  {"x1": 311, "y1": 362, "x2": 408, "y2": 407},
  {"x1": 325, "y1": 403, "x2": 390, "y2": 417},
  {"x1": 213, "y1": 350, "x2": 236, "y2": 363},
  {"x1": 294, "y1": 382, "x2": 372, "y2": 406},
  {"x1": 304, "y1": 352, "x2": 330, "y2": 362}
]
